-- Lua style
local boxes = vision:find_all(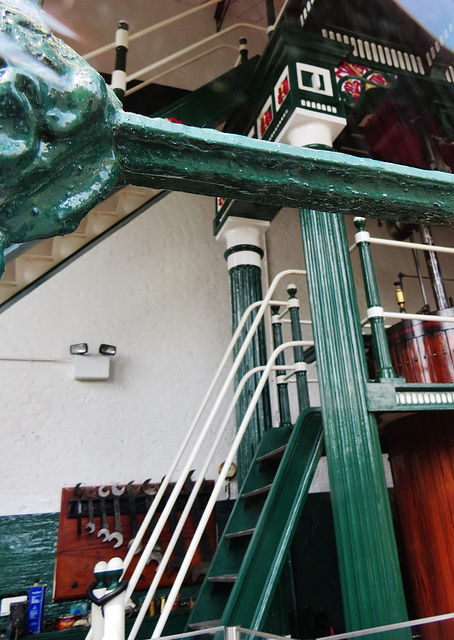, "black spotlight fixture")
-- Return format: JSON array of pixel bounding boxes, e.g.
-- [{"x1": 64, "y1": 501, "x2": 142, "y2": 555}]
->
[
  {"x1": 99, "y1": 344, "x2": 117, "y2": 356},
  {"x1": 70, "y1": 343, "x2": 88, "y2": 355}
]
